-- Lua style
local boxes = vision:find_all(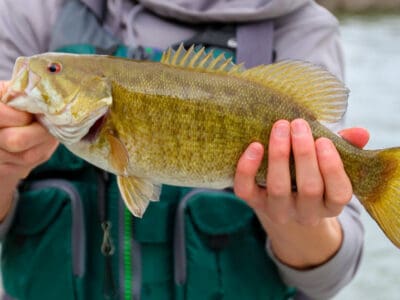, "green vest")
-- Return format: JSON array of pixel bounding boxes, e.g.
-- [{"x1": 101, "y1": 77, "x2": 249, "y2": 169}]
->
[{"x1": 1, "y1": 8, "x2": 295, "y2": 300}]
